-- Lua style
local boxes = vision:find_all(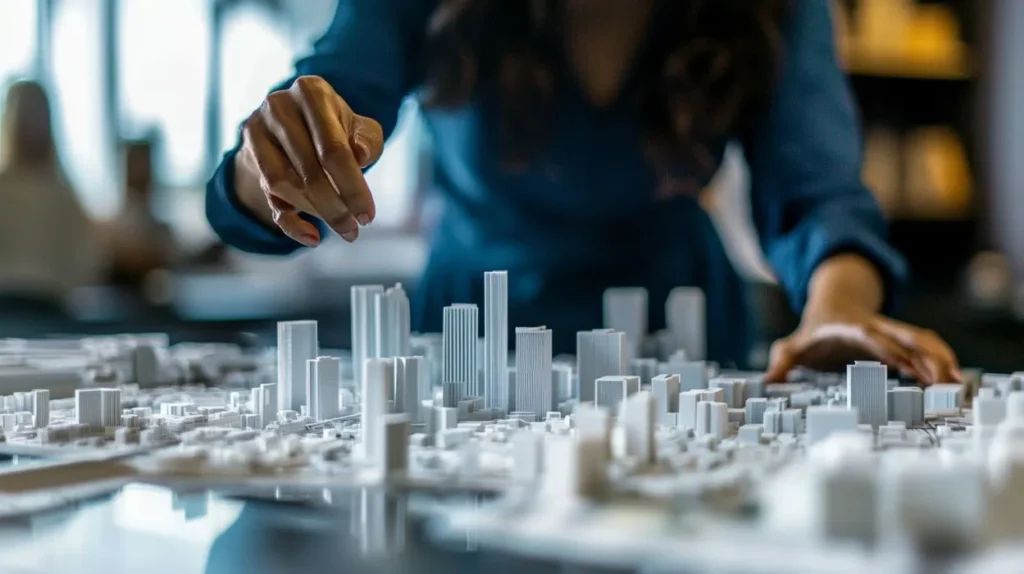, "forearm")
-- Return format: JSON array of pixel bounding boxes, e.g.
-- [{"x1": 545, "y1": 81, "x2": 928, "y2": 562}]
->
[{"x1": 802, "y1": 252, "x2": 885, "y2": 325}]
